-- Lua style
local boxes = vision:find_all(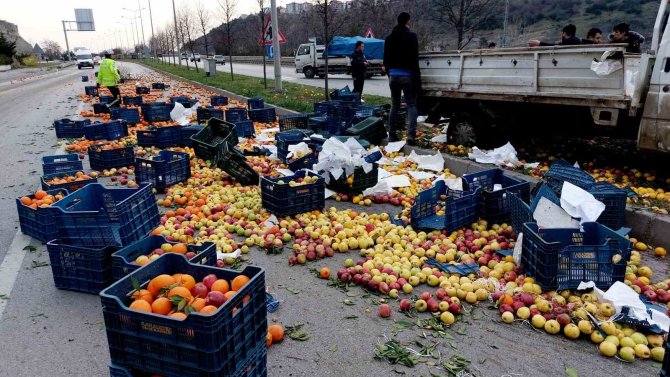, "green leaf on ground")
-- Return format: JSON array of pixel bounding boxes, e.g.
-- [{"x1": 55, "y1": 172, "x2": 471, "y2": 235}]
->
[
  {"x1": 374, "y1": 340, "x2": 419, "y2": 368},
  {"x1": 565, "y1": 367, "x2": 579, "y2": 377},
  {"x1": 285, "y1": 323, "x2": 310, "y2": 341},
  {"x1": 285, "y1": 287, "x2": 300, "y2": 294},
  {"x1": 343, "y1": 299, "x2": 355, "y2": 306},
  {"x1": 23, "y1": 245, "x2": 36, "y2": 252}
]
